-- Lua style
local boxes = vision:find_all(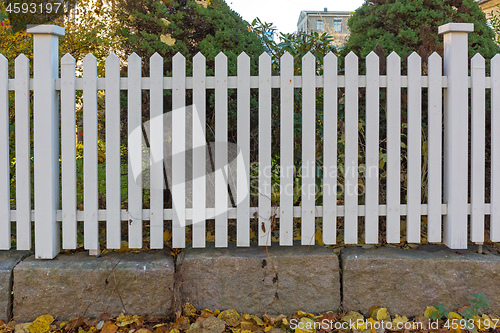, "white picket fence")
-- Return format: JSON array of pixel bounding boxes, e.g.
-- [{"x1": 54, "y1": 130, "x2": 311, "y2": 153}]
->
[{"x1": 0, "y1": 23, "x2": 499, "y2": 259}]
